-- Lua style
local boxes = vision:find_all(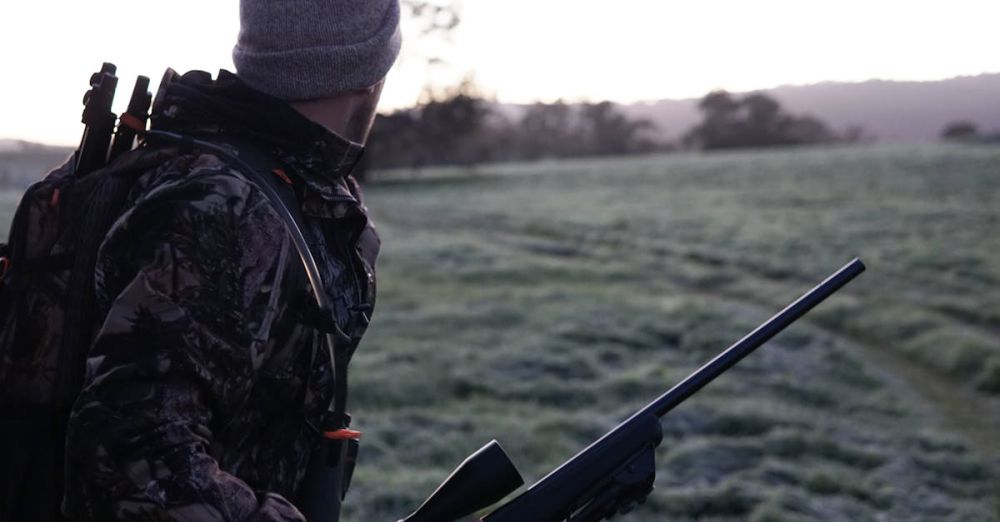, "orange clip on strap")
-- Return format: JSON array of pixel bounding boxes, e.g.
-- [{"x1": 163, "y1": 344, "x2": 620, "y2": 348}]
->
[
  {"x1": 0, "y1": 257, "x2": 9, "y2": 277},
  {"x1": 120, "y1": 113, "x2": 146, "y2": 133},
  {"x1": 323, "y1": 429, "x2": 362, "y2": 441},
  {"x1": 49, "y1": 188, "x2": 60, "y2": 208},
  {"x1": 272, "y1": 168, "x2": 293, "y2": 185}
]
